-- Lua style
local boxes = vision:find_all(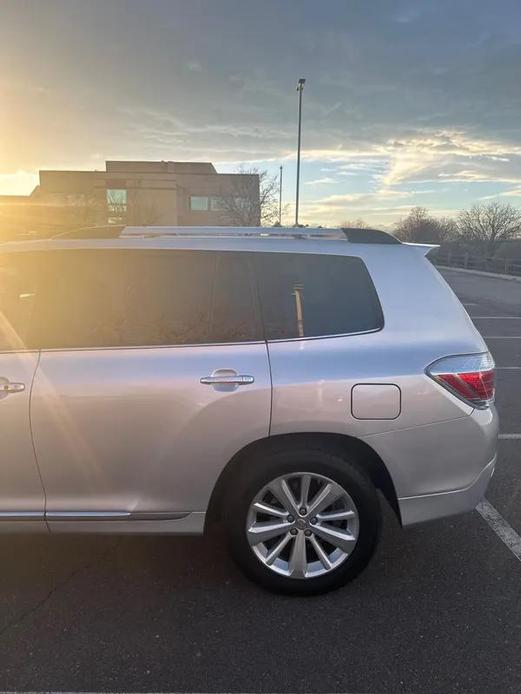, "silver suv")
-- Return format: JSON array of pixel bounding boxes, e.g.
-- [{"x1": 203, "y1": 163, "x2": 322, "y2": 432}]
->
[{"x1": 0, "y1": 226, "x2": 498, "y2": 594}]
